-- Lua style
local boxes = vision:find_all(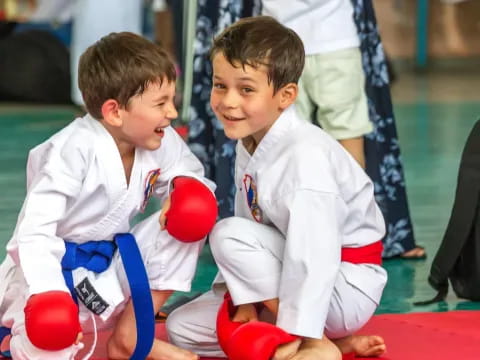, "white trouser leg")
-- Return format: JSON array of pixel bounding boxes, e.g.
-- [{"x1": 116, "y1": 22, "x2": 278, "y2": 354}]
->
[
  {"x1": 210, "y1": 216, "x2": 383, "y2": 339},
  {"x1": 324, "y1": 271, "x2": 379, "y2": 339},
  {"x1": 166, "y1": 290, "x2": 225, "y2": 357},
  {"x1": 209, "y1": 217, "x2": 284, "y2": 305}
]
